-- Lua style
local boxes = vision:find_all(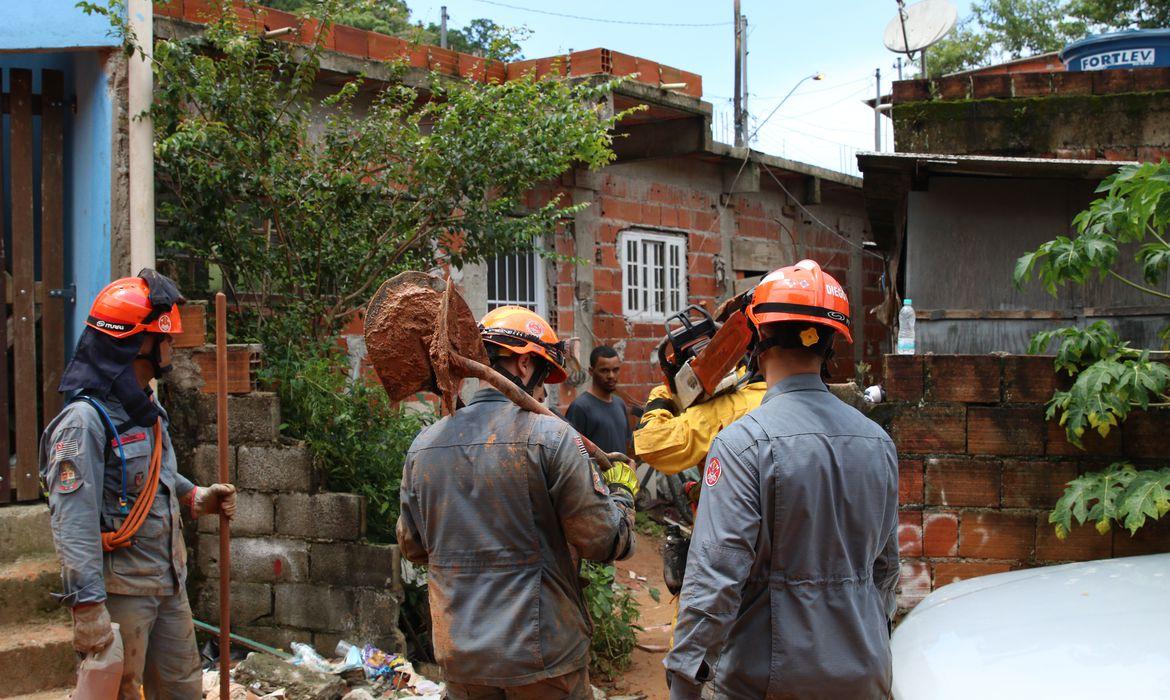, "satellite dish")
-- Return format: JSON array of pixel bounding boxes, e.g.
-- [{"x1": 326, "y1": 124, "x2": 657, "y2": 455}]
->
[{"x1": 883, "y1": 0, "x2": 958, "y2": 54}]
